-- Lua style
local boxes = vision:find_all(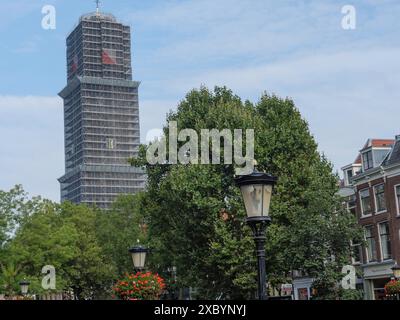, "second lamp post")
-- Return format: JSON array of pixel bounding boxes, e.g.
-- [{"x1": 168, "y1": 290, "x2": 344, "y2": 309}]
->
[
  {"x1": 392, "y1": 264, "x2": 400, "y2": 280},
  {"x1": 19, "y1": 279, "x2": 30, "y2": 297},
  {"x1": 129, "y1": 245, "x2": 149, "y2": 272},
  {"x1": 235, "y1": 169, "x2": 277, "y2": 300}
]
